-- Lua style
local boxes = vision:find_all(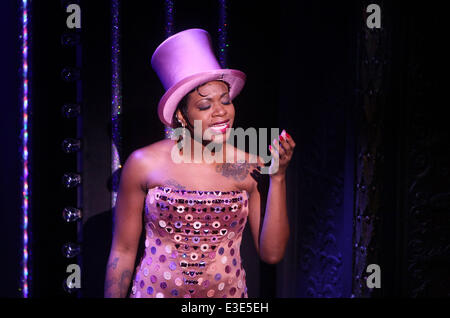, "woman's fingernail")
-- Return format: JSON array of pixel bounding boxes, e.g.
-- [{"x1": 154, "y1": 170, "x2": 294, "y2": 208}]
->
[
  {"x1": 286, "y1": 132, "x2": 291, "y2": 139},
  {"x1": 269, "y1": 145, "x2": 272, "y2": 151},
  {"x1": 279, "y1": 135, "x2": 284, "y2": 142}
]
